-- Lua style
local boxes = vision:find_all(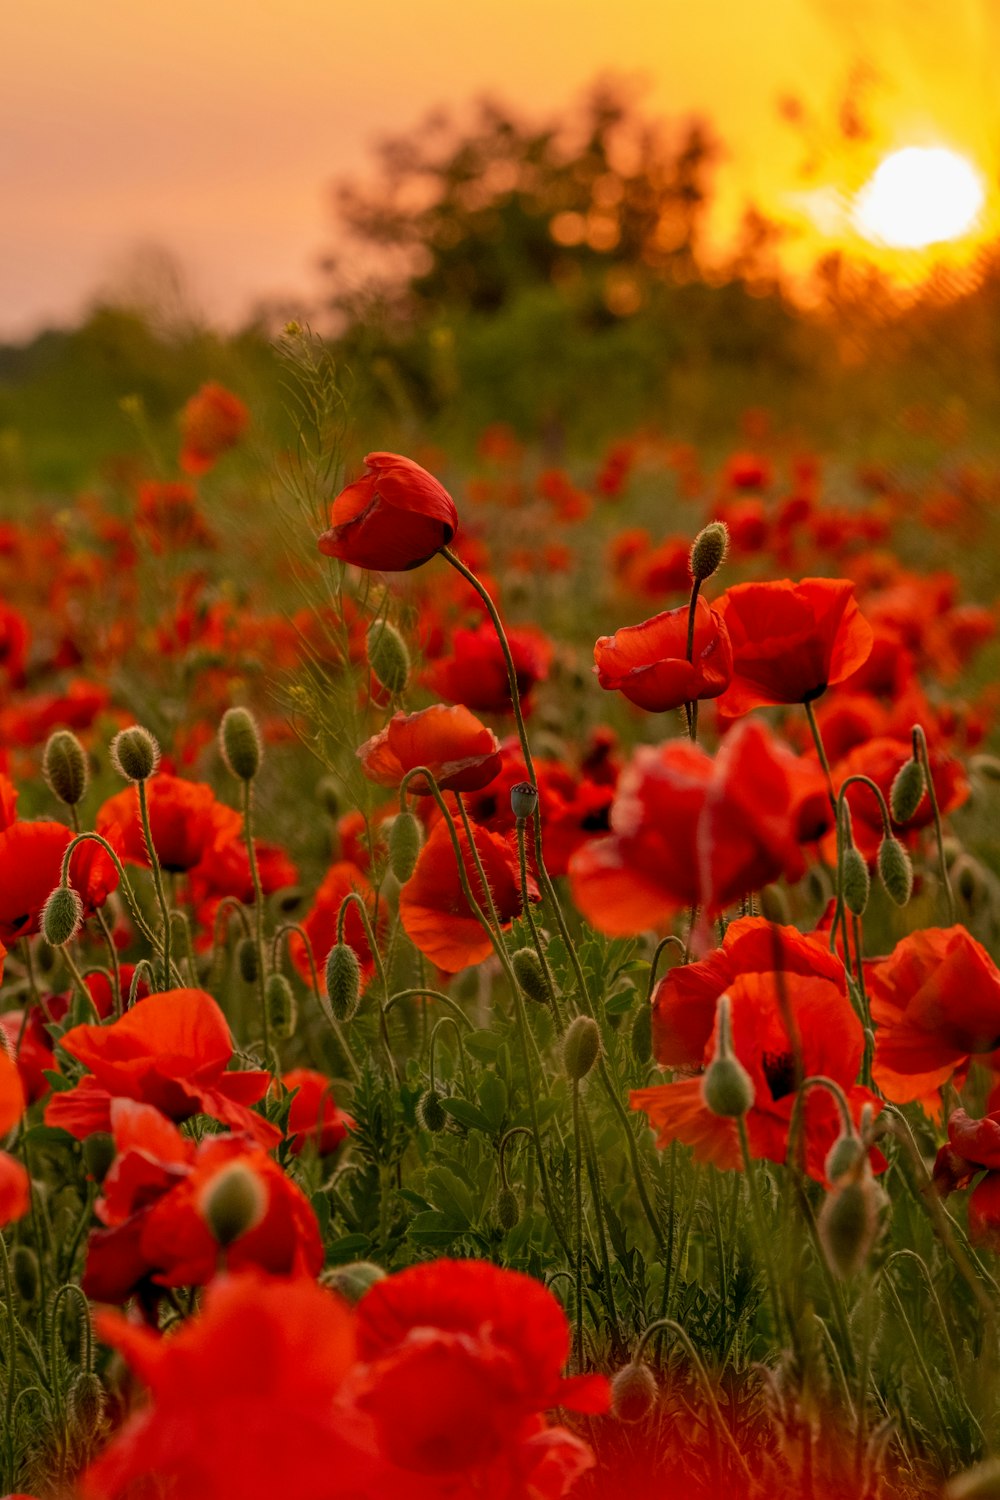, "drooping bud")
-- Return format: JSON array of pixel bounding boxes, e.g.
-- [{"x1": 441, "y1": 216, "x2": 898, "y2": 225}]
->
[
  {"x1": 219, "y1": 706, "x2": 262, "y2": 781},
  {"x1": 689, "y1": 521, "x2": 729, "y2": 583},
  {"x1": 42, "y1": 885, "x2": 83, "y2": 947},
  {"x1": 509, "y1": 781, "x2": 538, "y2": 821},
  {"x1": 878, "y1": 836, "x2": 913, "y2": 906},
  {"x1": 388, "y1": 811, "x2": 422, "y2": 884},
  {"x1": 68, "y1": 1370, "x2": 107, "y2": 1441},
  {"x1": 496, "y1": 1186, "x2": 520, "y2": 1232},
  {"x1": 199, "y1": 1160, "x2": 267, "y2": 1249},
  {"x1": 321, "y1": 1260, "x2": 386, "y2": 1303},
  {"x1": 110, "y1": 725, "x2": 160, "y2": 783},
  {"x1": 842, "y1": 845, "x2": 871, "y2": 917},
  {"x1": 316, "y1": 776, "x2": 341, "y2": 819},
  {"x1": 817, "y1": 1166, "x2": 883, "y2": 1279},
  {"x1": 11, "y1": 1245, "x2": 39, "y2": 1305},
  {"x1": 611, "y1": 1360, "x2": 658, "y2": 1423},
  {"x1": 325, "y1": 942, "x2": 361, "y2": 1023},
  {"x1": 890, "y1": 757, "x2": 925, "y2": 824},
  {"x1": 416, "y1": 1088, "x2": 447, "y2": 1133},
  {"x1": 630, "y1": 1003, "x2": 653, "y2": 1065},
  {"x1": 701, "y1": 994, "x2": 754, "y2": 1118},
  {"x1": 266, "y1": 973, "x2": 297, "y2": 1040},
  {"x1": 366, "y1": 621, "x2": 410, "y2": 697},
  {"x1": 824, "y1": 1128, "x2": 864, "y2": 1185},
  {"x1": 511, "y1": 947, "x2": 549, "y2": 1005},
  {"x1": 42, "y1": 730, "x2": 89, "y2": 807},
  {"x1": 237, "y1": 937, "x2": 259, "y2": 984},
  {"x1": 563, "y1": 1016, "x2": 602, "y2": 1081}
]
